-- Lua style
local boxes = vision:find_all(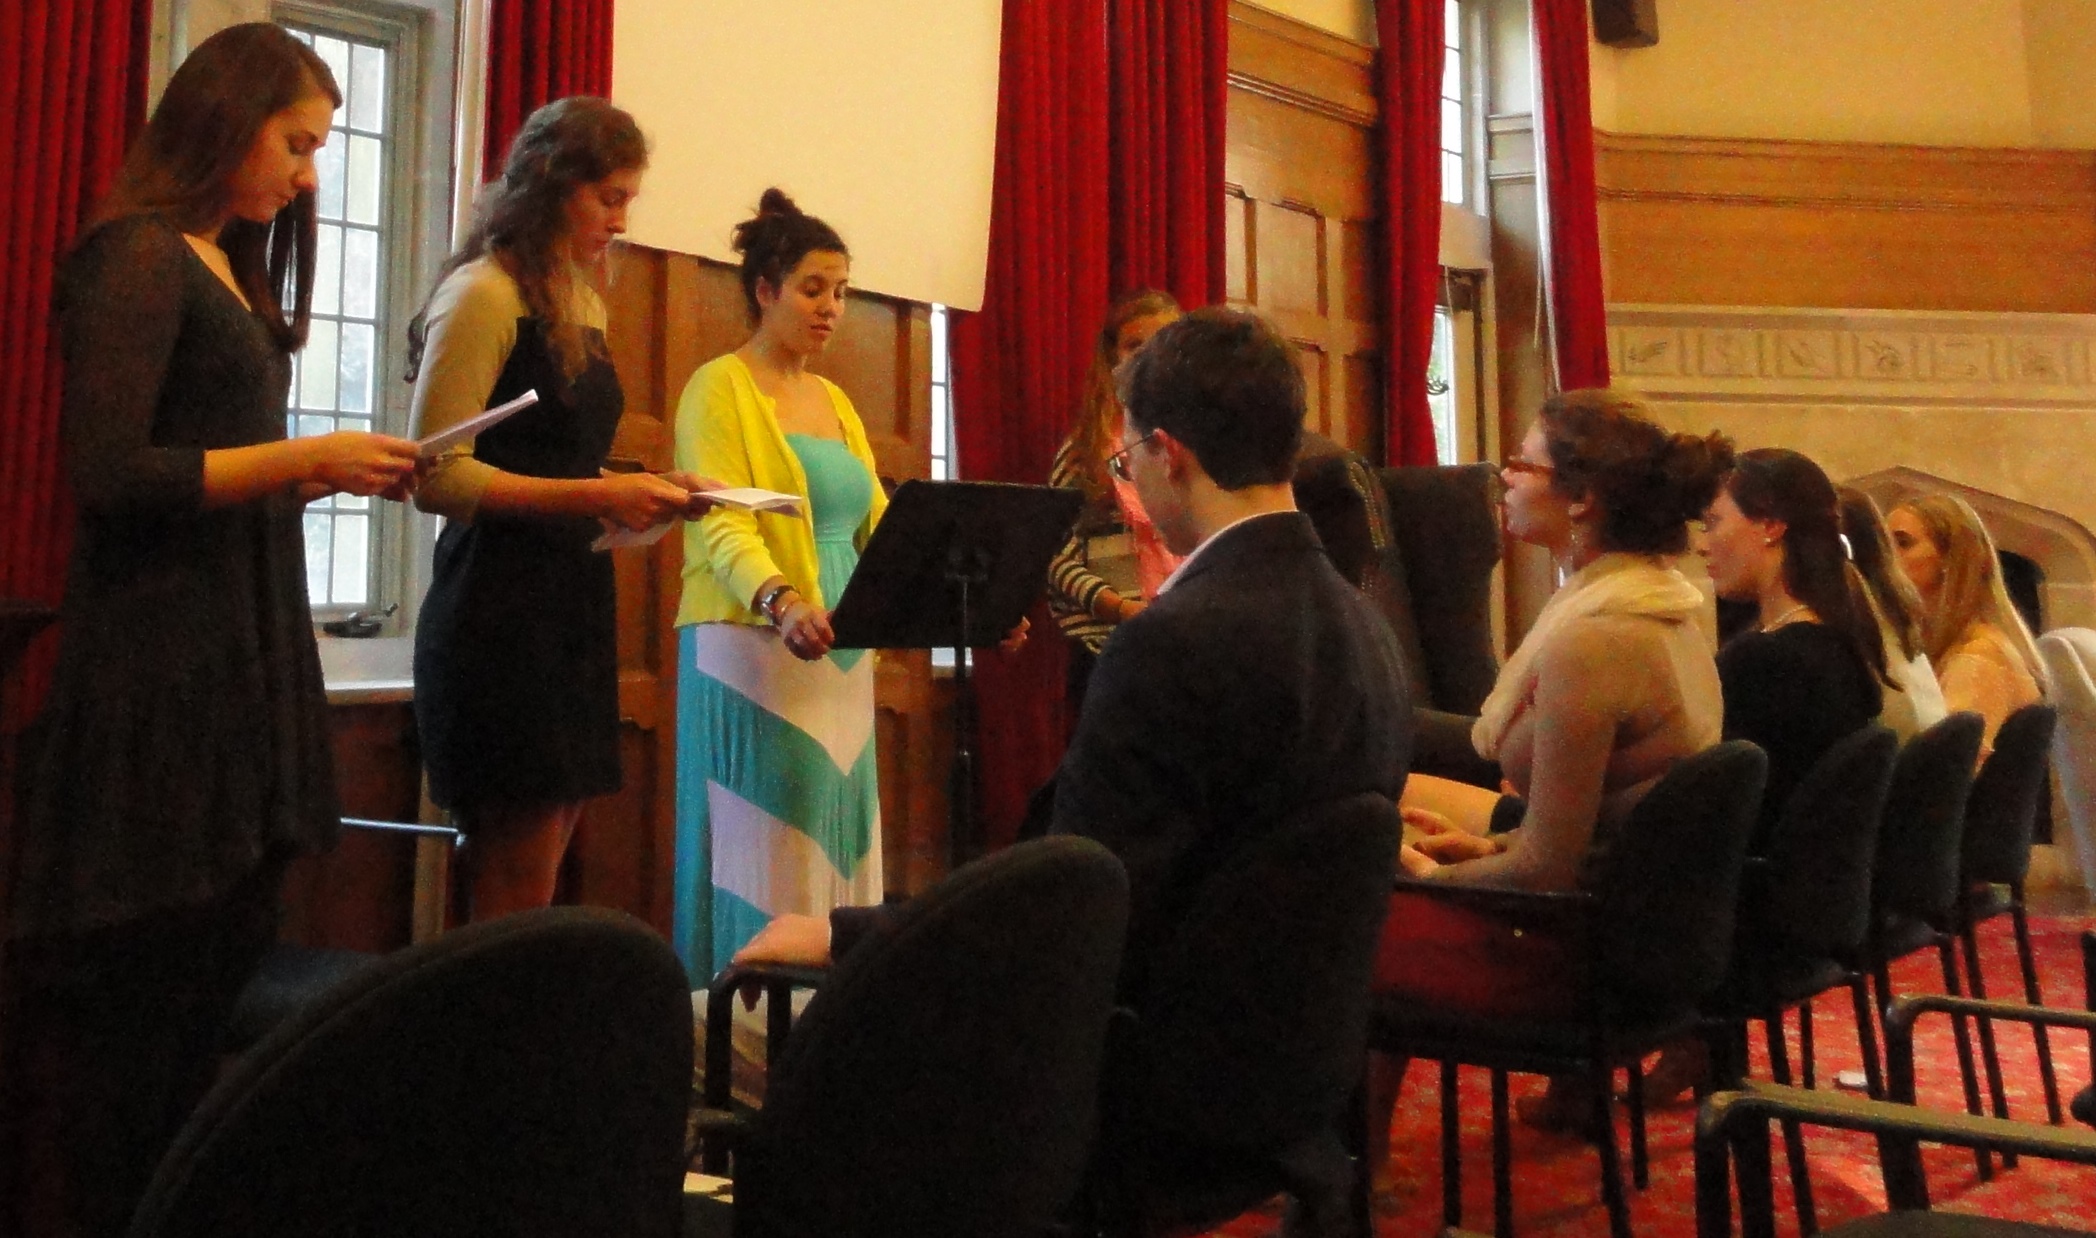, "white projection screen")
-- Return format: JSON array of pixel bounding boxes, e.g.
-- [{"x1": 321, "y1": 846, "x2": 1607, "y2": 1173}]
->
[{"x1": 612, "y1": 1, "x2": 1003, "y2": 310}]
